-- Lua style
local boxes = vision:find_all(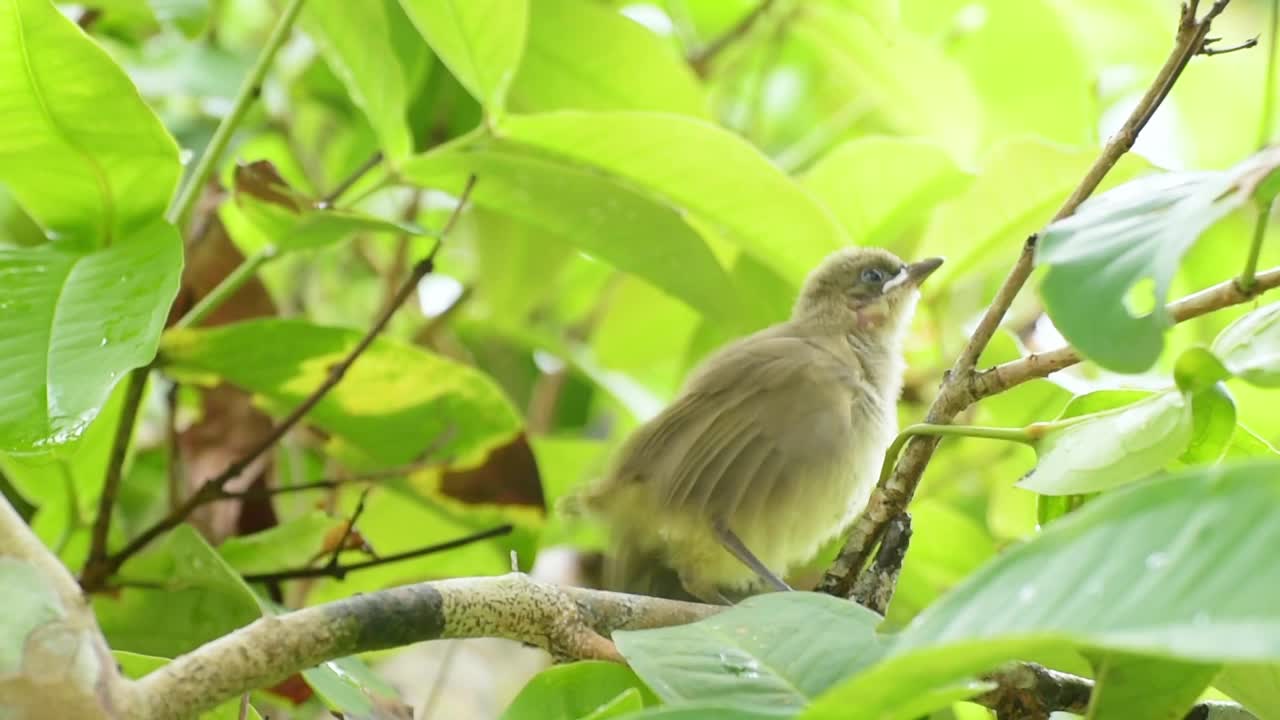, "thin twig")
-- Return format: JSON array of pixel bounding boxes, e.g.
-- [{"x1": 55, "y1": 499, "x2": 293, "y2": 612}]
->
[
  {"x1": 174, "y1": 245, "x2": 278, "y2": 329},
  {"x1": 688, "y1": 0, "x2": 777, "y2": 77},
  {"x1": 320, "y1": 151, "x2": 383, "y2": 207},
  {"x1": 167, "y1": 0, "x2": 307, "y2": 231},
  {"x1": 318, "y1": 487, "x2": 373, "y2": 572},
  {"x1": 817, "y1": 0, "x2": 1242, "y2": 600},
  {"x1": 78, "y1": 177, "x2": 478, "y2": 592},
  {"x1": 1199, "y1": 34, "x2": 1259, "y2": 55},
  {"x1": 85, "y1": 366, "x2": 150, "y2": 577},
  {"x1": 1259, "y1": 0, "x2": 1279, "y2": 150},
  {"x1": 971, "y1": 265, "x2": 1280, "y2": 399},
  {"x1": 240, "y1": 524, "x2": 512, "y2": 583}
]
